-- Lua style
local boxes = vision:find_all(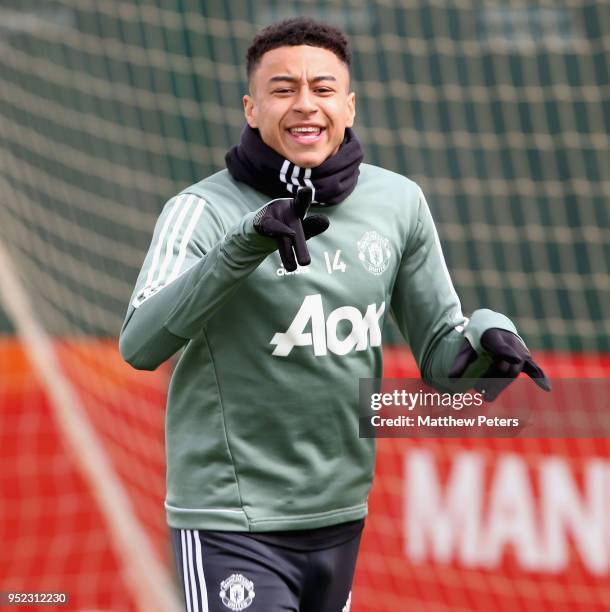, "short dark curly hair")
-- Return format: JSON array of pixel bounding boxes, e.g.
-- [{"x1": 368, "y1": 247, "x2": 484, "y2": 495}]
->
[{"x1": 246, "y1": 17, "x2": 351, "y2": 80}]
